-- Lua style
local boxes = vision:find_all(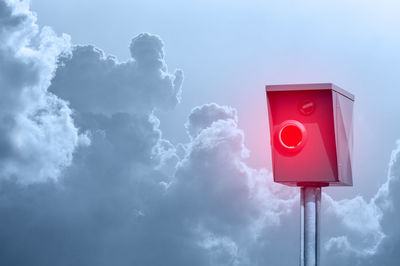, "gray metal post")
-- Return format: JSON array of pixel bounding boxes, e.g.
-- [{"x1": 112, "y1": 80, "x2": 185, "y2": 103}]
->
[{"x1": 300, "y1": 187, "x2": 321, "y2": 266}]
